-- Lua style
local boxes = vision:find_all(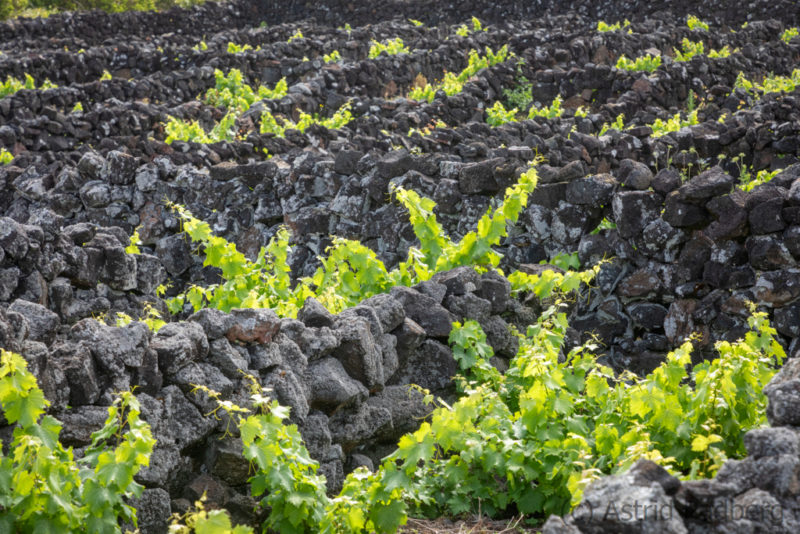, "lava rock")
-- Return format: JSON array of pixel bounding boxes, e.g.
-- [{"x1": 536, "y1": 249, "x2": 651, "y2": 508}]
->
[{"x1": 7, "y1": 299, "x2": 59, "y2": 345}]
